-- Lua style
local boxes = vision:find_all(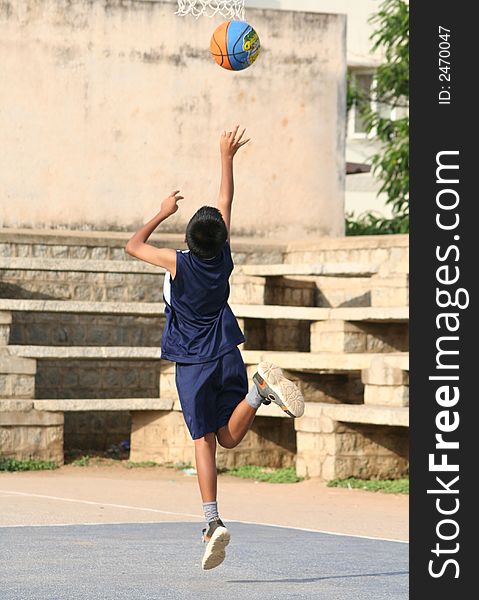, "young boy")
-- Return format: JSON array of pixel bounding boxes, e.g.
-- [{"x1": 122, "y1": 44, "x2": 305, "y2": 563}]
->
[{"x1": 125, "y1": 126, "x2": 305, "y2": 570}]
